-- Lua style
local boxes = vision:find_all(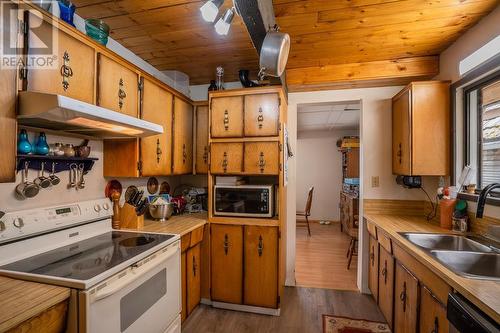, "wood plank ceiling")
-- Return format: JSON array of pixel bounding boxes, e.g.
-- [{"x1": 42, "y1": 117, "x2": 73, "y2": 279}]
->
[{"x1": 72, "y1": 0, "x2": 498, "y2": 90}]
